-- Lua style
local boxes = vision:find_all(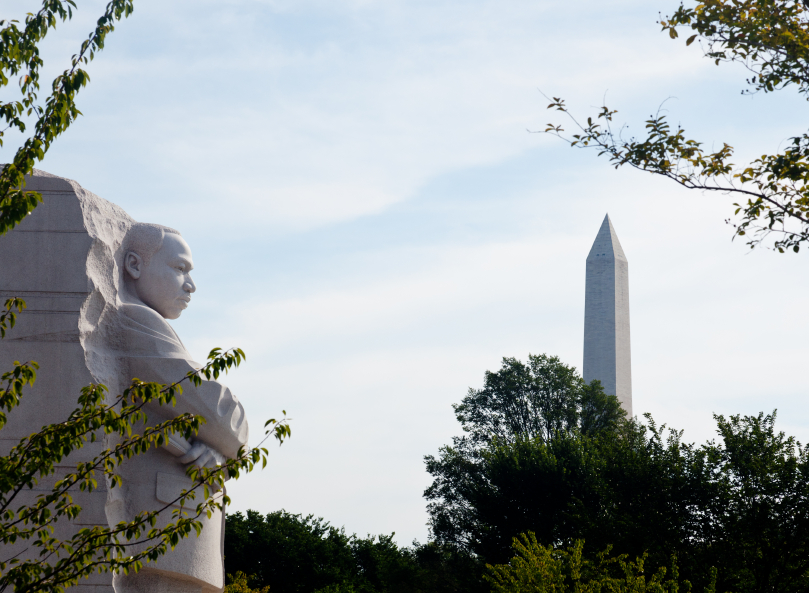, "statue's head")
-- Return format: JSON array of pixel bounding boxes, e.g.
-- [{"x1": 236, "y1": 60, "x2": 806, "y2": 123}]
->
[{"x1": 122, "y1": 223, "x2": 196, "y2": 320}]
